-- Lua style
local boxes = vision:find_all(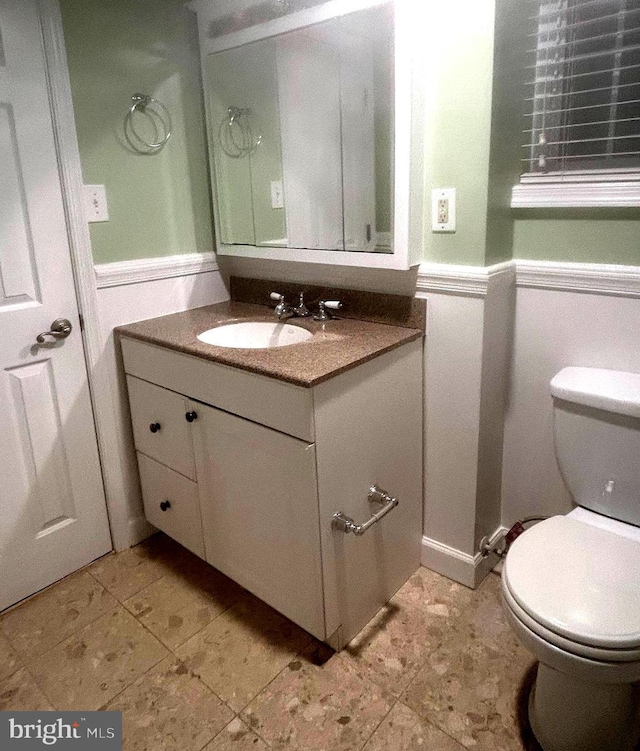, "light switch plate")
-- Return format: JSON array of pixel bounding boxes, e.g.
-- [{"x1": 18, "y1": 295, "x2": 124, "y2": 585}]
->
[
  {"x1": 270, "y1": 180, "x2": 284, "y2": 209},
  {"x1": 432, "y1": 188, "x2": 456, "y2": 232},
  {"x1": 84, "y1": 184, "x2": 109, "y2": 223}
]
